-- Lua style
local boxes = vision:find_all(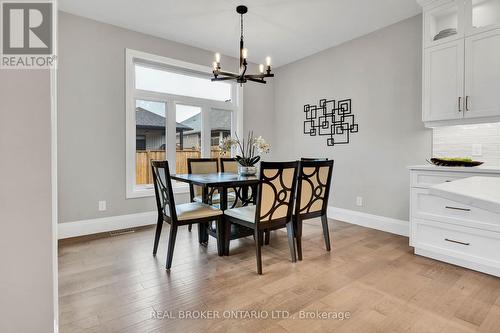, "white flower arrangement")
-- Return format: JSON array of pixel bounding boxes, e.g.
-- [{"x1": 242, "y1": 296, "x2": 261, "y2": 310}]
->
[{"x1": 219, "y1": 131, "x2": 271, "y2": 167}]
